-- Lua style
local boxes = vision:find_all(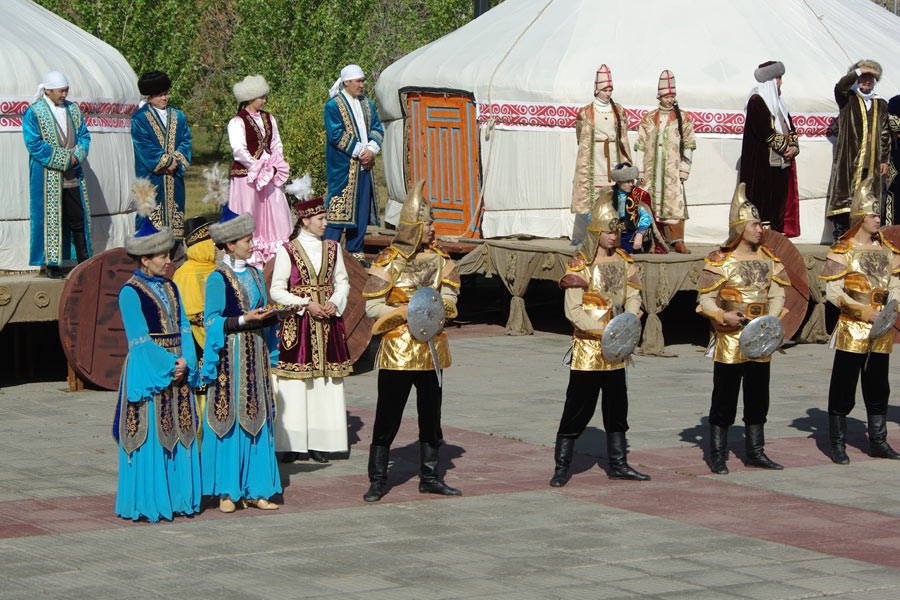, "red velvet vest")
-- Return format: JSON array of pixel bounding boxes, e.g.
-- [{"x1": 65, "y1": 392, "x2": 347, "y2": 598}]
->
[{"x1": 230, "y1": 110, "x2": 273, "y2": 178}]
